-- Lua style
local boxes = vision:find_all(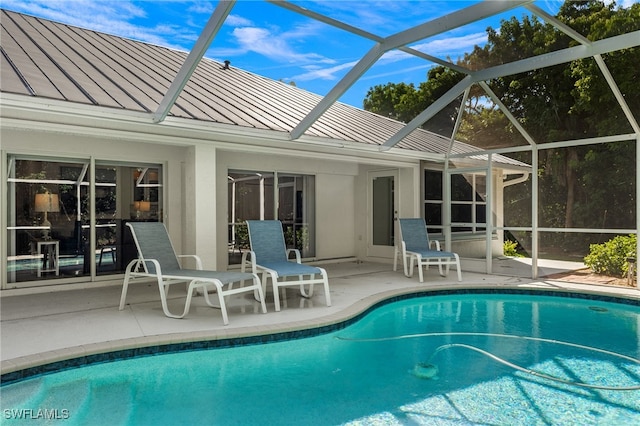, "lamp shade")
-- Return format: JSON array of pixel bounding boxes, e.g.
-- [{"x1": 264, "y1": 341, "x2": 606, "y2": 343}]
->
[
  {"x1": 134, "y1": 200, "x2": 151, "y2": 212},
  {"x1": 35, "y1": 193, "x2": 60, "y2": 213}
]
